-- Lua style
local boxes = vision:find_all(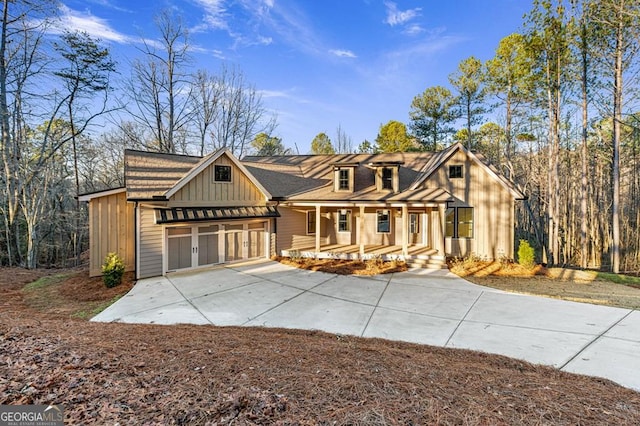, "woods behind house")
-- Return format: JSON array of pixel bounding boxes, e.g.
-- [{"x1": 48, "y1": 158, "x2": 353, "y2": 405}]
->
[{"x1": 1, "y1": 0, "x2": 639, "y2": 273}]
